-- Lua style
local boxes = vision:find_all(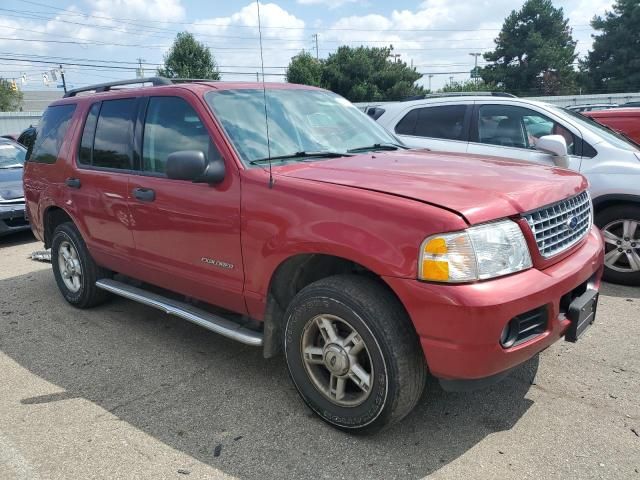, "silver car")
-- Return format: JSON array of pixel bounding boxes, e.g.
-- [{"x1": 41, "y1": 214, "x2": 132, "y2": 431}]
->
[{"x1": 374, "y1": 96, "x2": 640, "y2": 285}]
